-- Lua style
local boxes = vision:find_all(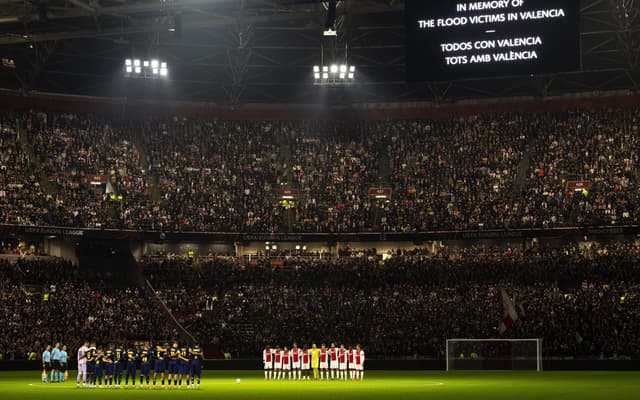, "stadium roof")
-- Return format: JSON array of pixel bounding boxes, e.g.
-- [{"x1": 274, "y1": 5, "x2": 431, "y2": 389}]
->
[{"x1": 0, "y1": 0, "x2": 638, "y2": 105}]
